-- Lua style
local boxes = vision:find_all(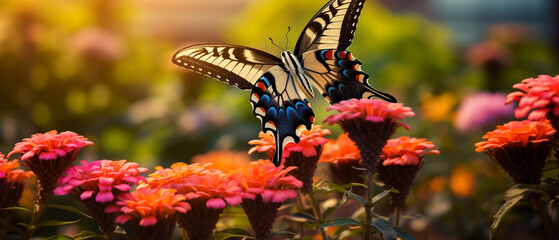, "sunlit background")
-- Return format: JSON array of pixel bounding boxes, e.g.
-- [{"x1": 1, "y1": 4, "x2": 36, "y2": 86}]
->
[{"x1": 1, "y1": 0, "x2": 557, "y2": 239}]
